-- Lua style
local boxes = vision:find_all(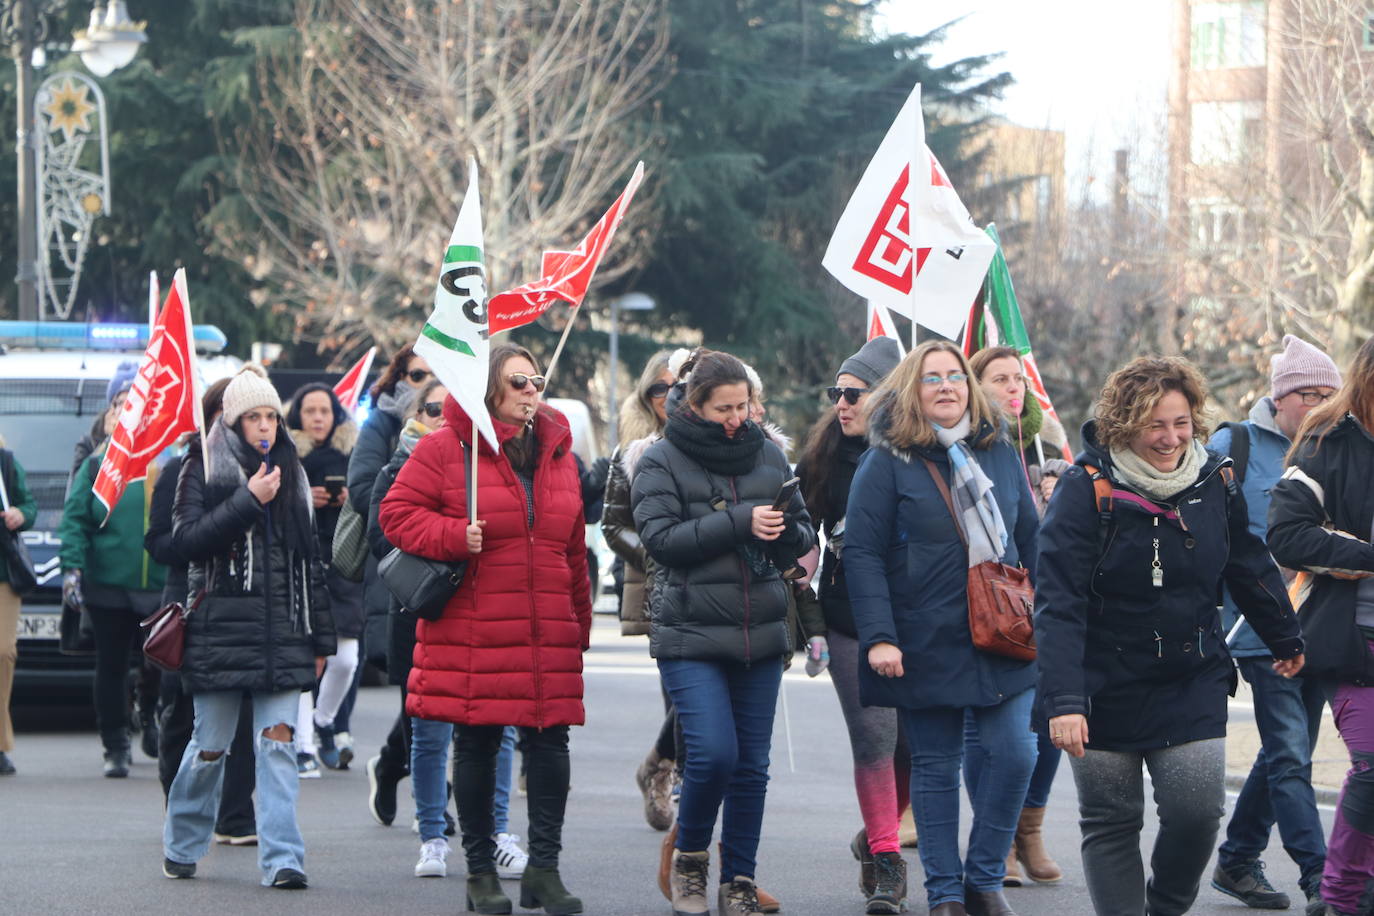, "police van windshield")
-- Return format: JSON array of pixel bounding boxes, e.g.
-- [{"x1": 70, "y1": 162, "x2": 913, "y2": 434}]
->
[{"x1": 0, "y1": 379, "x2": 107, "y2": 473}]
